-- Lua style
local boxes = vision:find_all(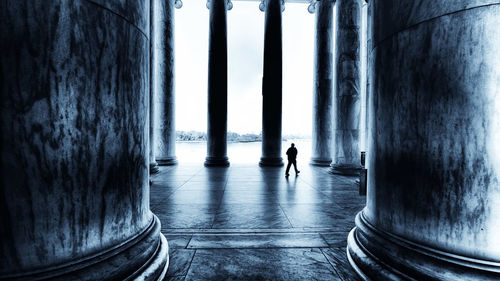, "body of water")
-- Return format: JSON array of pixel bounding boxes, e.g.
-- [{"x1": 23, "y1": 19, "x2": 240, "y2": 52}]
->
[{"x1": 176, "y1": 139, "x2": 313, "y2": 164}]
